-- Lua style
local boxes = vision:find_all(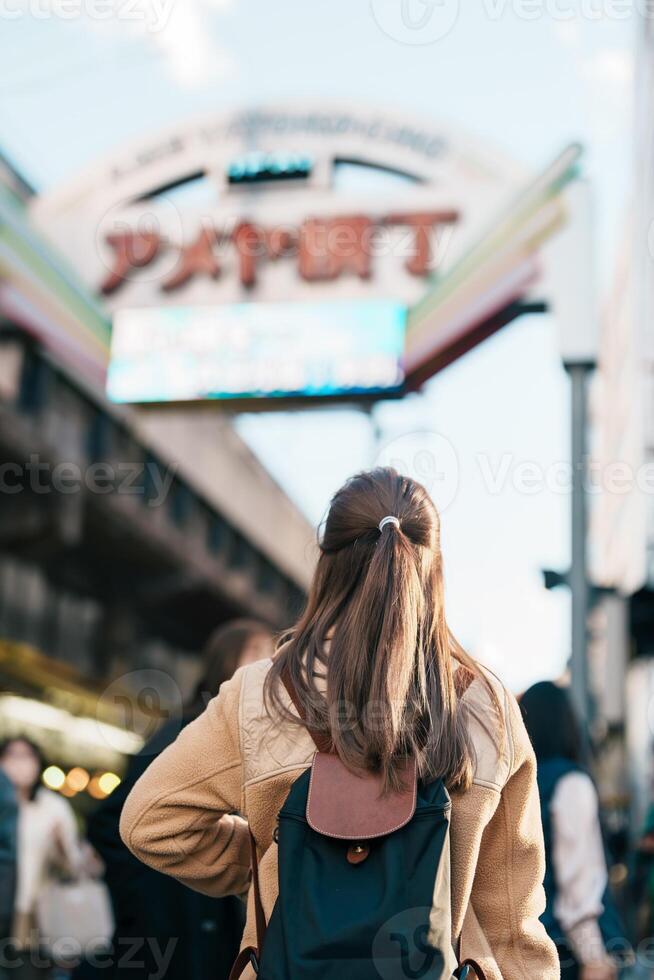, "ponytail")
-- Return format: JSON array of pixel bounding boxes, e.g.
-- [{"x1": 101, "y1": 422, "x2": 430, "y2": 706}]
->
[{"x1": 326, "y1": 520, "x2": 427, "y2": 790}]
